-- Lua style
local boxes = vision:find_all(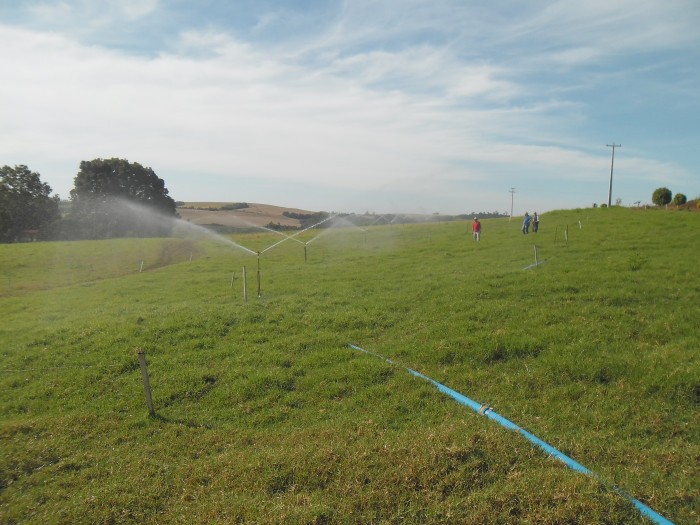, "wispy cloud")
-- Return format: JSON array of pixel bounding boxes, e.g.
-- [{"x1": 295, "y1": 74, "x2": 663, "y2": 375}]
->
[{"x1": 1, "y1": 1, "x2": 697, "y2": 212}]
